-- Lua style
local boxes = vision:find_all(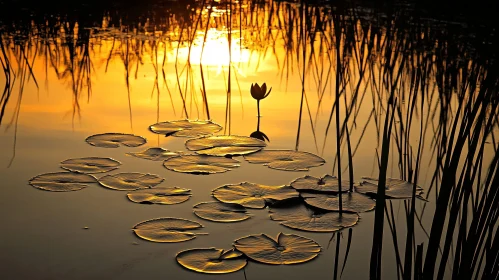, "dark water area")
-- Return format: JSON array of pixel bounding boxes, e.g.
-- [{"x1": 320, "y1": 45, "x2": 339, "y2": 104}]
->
[
  {"x1": 1, "y1": 0, "x2": 498, "y2": 280},
  {"x1": 0, "y1": 0, "x2": 498, "y2": 25}
]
